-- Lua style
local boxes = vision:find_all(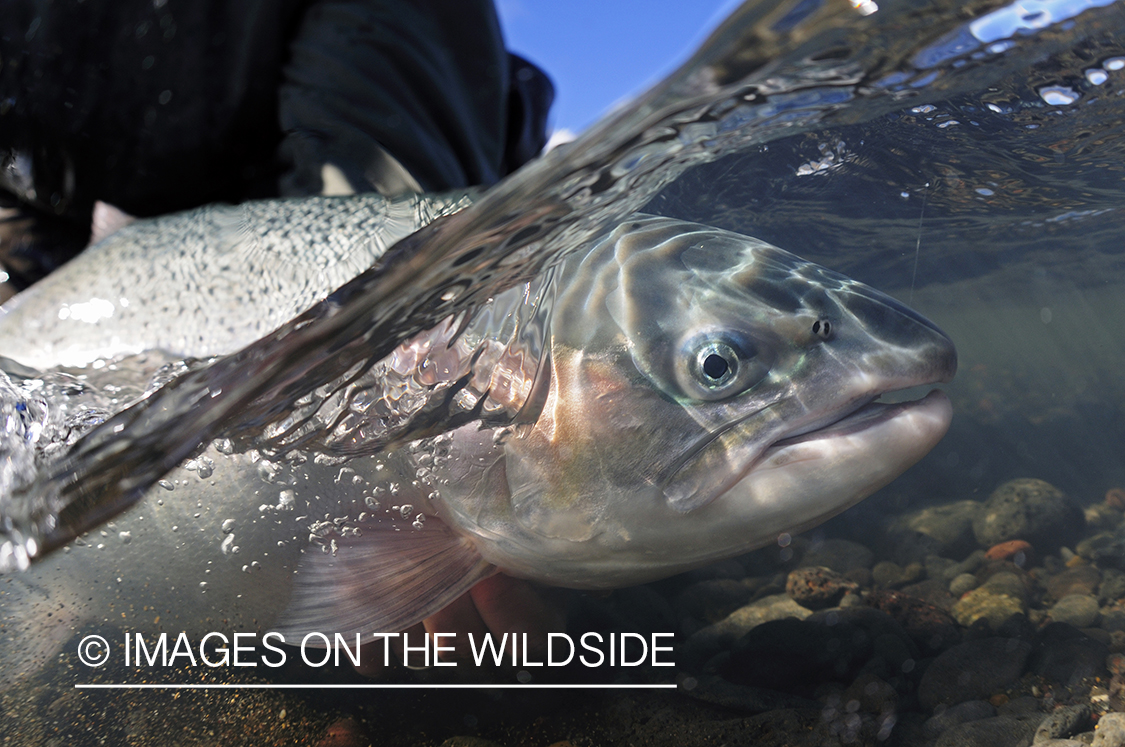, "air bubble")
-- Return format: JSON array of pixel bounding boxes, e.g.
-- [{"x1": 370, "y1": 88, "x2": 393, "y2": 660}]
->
[
  {"x1": 158, "y1": 480, "x2": 174, "y2": 491},
  {"x1": 195, "y1": 457, "x2": 214, "y2": 478},
  {"x1": 1039, "y1": 86, "x2": 1078, "y2": 105}
]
